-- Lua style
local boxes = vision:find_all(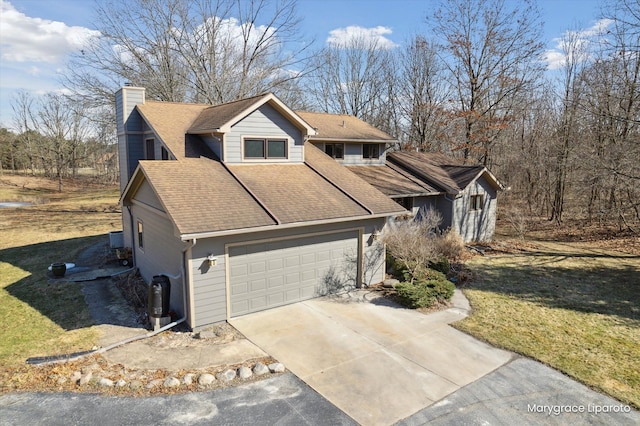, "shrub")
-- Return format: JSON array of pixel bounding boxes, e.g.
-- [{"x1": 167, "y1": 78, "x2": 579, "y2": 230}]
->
[
  {"x1": 394, "y1": 269, "x2": 455, "y2": 309},
  {"x1": 433, "y1": 229, "x2": 465, "y2": 261},
  {"x1": 428, "y1": 257, "x2": 451, "y2": 275}
]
